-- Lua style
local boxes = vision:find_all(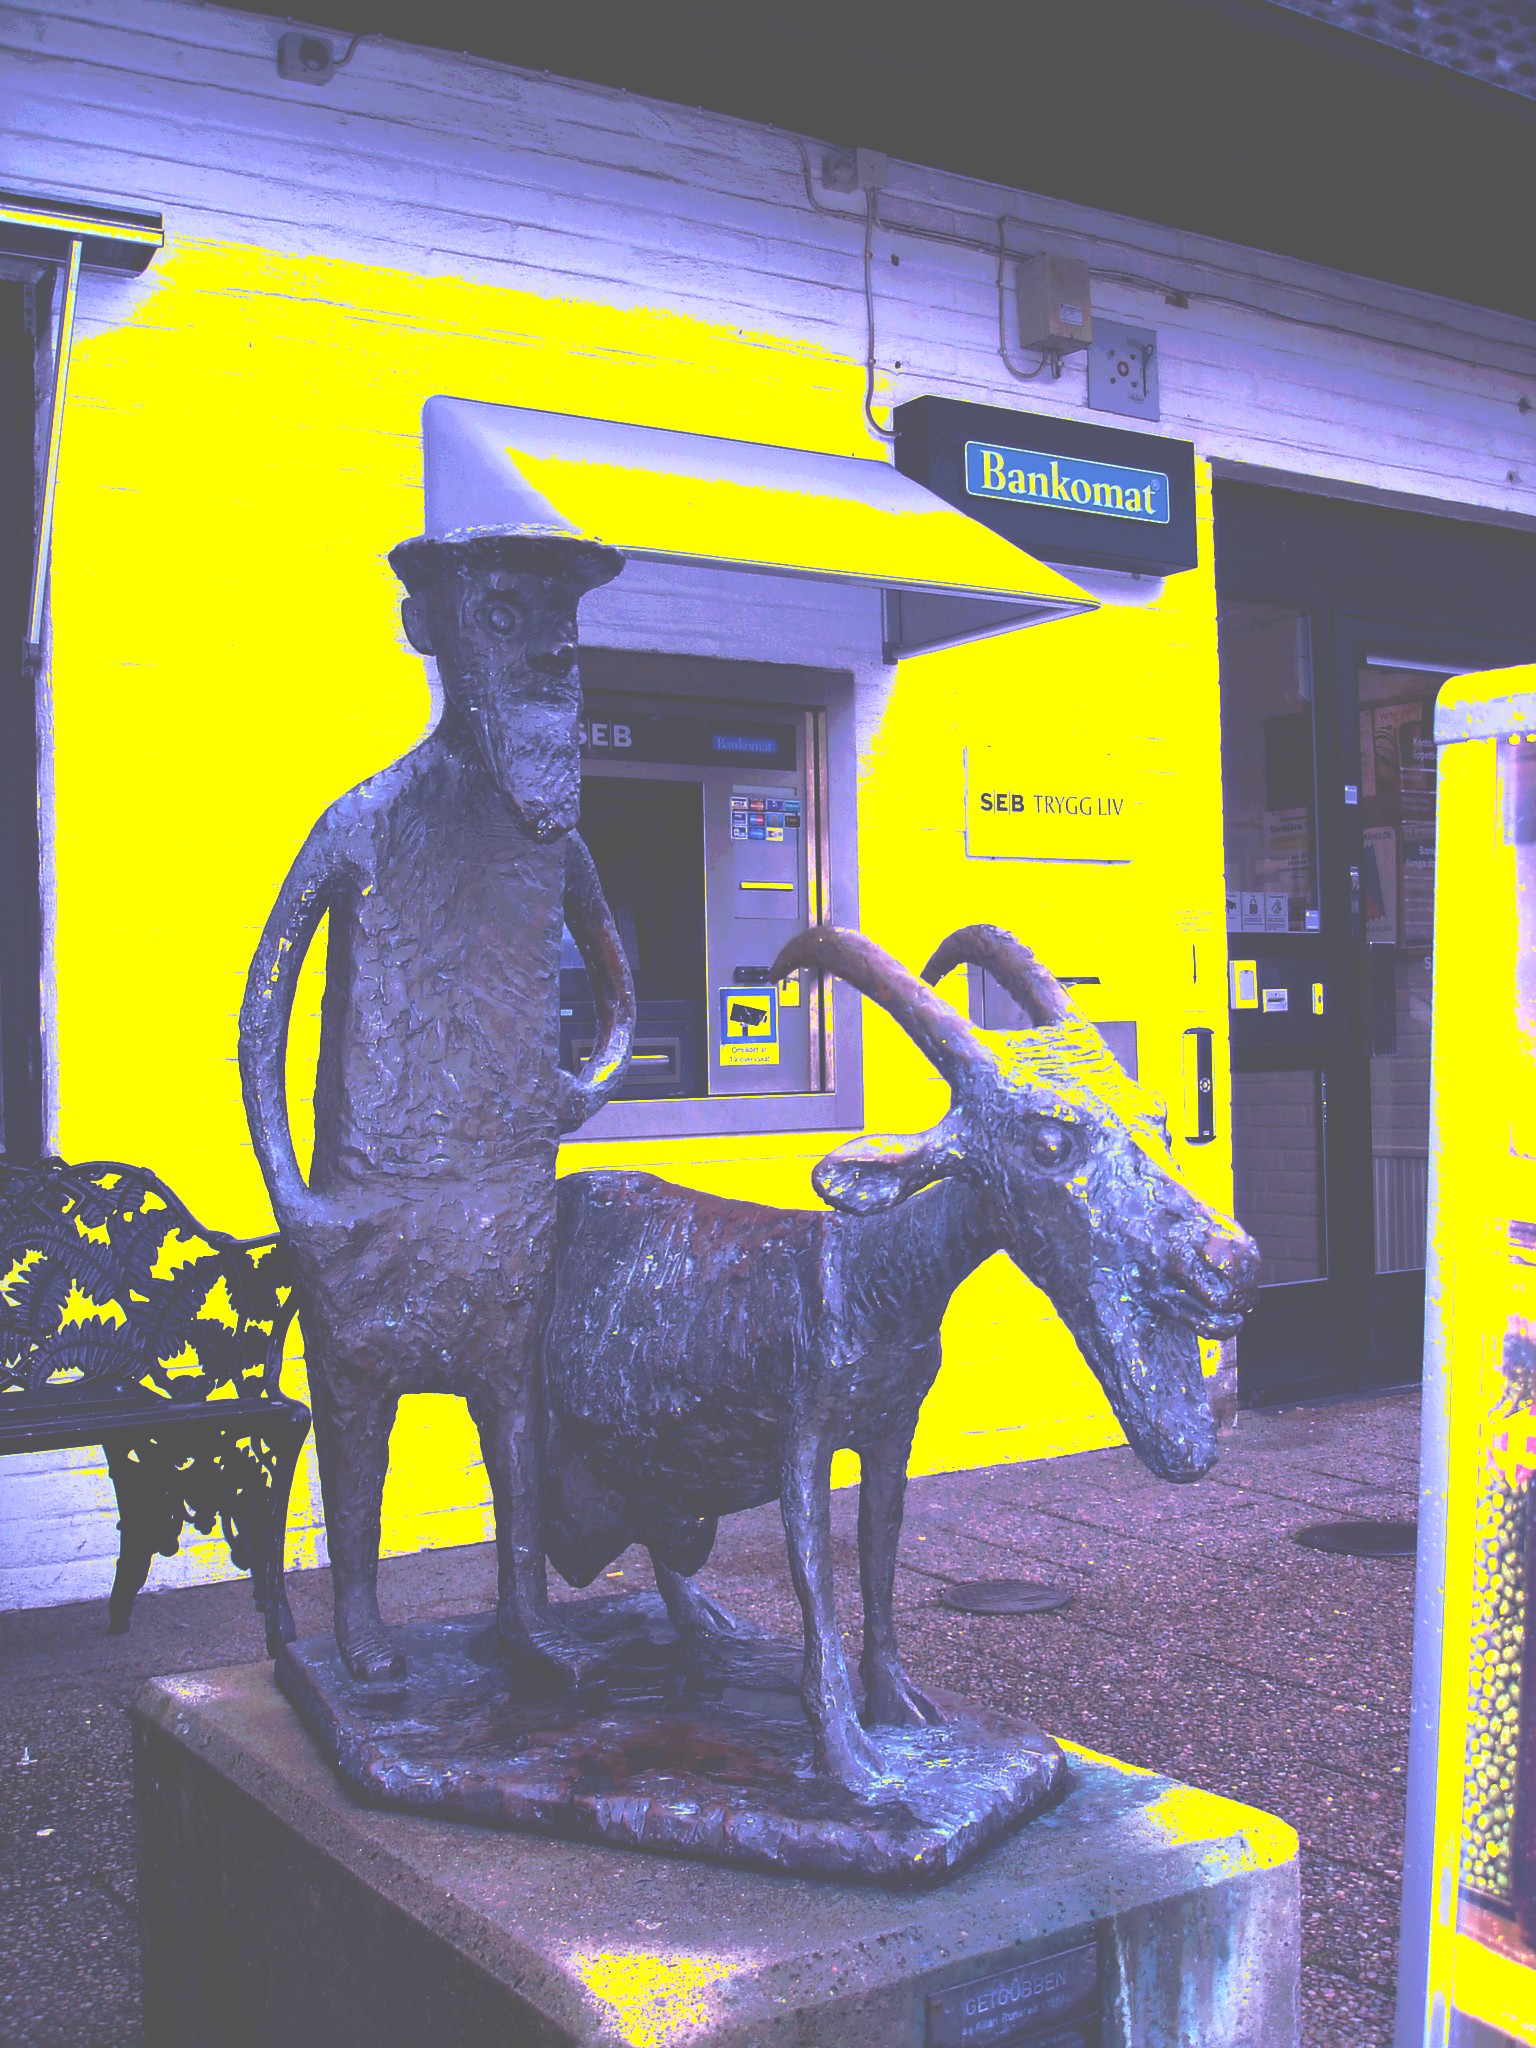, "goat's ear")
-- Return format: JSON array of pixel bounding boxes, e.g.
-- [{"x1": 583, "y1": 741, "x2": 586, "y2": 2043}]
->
[{"x1": 811, "y1": 1130, "x2": 960, "y2": 1215}]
